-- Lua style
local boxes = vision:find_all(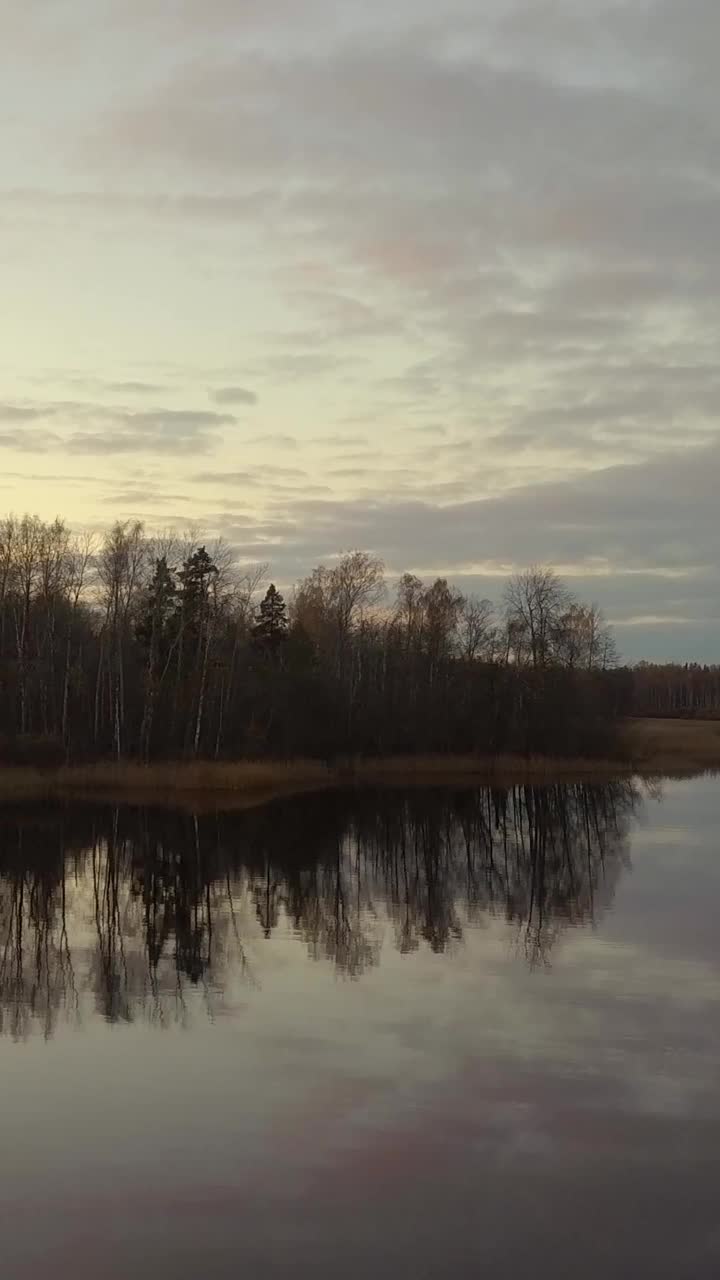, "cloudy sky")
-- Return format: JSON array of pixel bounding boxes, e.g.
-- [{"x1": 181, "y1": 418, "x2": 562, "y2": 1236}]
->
[{"x1": 3, "y1": 0, "x2": 719, "y2": 659}]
